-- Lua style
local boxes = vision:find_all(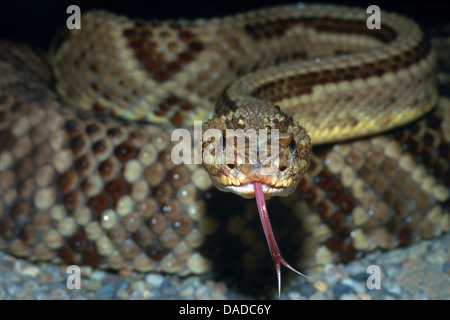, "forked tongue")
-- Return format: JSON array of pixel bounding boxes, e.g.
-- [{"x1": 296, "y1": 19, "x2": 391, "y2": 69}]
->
[{"x1": 253, "y1": 181, "x2": 317, "y2": 298}]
